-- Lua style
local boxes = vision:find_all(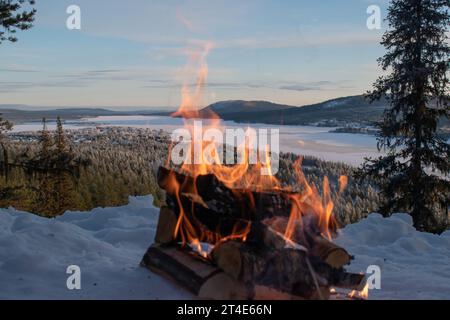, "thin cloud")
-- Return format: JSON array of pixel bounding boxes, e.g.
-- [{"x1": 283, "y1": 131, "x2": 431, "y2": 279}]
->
[
  {"x1": 279, "y1": 81, "x2": 335, "y2": 92},
  {"x1": 147, "y1": 31, "x2": 382, "y2": 62},
  {"x1": 0, "y1": 67, "x2": 179, "y2": 93},
  {"x1": 216, "y1": 32, "x2": 382, "y2": 50},
  {"x1": 0, "y1": 79, "x2": 89, "y2": 92},
  {"x1": 0, "y1": 68, "x2": 40, "y2": 73},
  {"x1": 143, "y1": 79, "x2": 346, "y2": 93},
  {"x1": 0, "y1": 81, "x2": 35, "y2": 92}
]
